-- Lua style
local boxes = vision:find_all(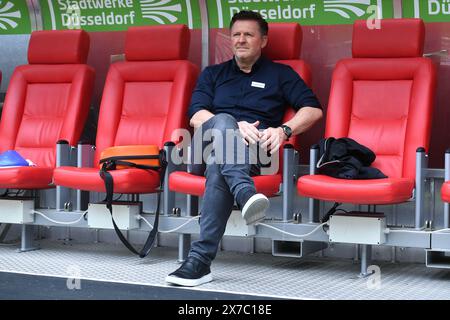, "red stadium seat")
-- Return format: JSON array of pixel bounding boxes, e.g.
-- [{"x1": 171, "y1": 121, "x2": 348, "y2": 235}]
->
[
  {"x1": 441, "y1": 152, "x2": 450, "y2": 228},
  {"x1": 298, "y1": 19, "x2": 436, "y2": 221},
  {"x1": 169, "y1": 23, "x2": 311, "y2": 212},
  {"x1": 442, "y1": 179, "x2": 450, "y2": 203},
  {"x1": 53, "y1": 25, "x2": 199, "y2": 196},
  {"x1": 0, "y1": 30, "x2": 94, "y2": 190}
]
